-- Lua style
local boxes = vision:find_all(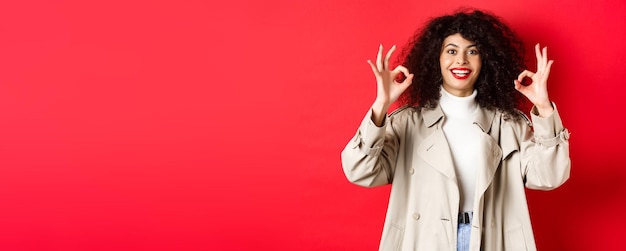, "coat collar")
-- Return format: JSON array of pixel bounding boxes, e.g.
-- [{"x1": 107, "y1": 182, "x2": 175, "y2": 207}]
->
[
  {"x1": 419, "y1": 103, "x2": 502, "y2": 189},
  {"x1": 422, "y1": 103, "x2": 496, "y2": 133},
  {"x1": 473, "y1": 105, "x2": 496, "y2": 134}
]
